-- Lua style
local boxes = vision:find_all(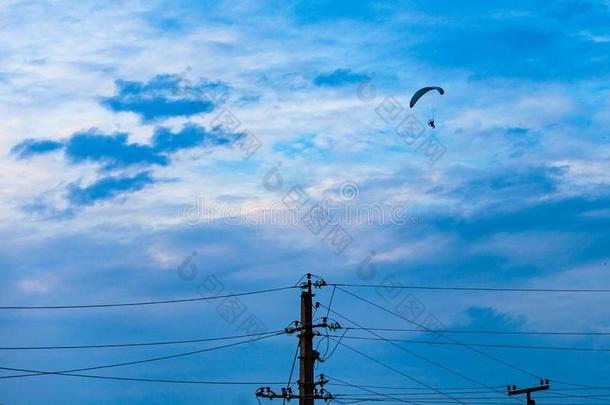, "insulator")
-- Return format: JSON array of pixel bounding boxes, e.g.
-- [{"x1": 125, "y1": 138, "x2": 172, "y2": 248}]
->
[{"x1": 318, "y1": 374, "x2": 328, "y2": 386}]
